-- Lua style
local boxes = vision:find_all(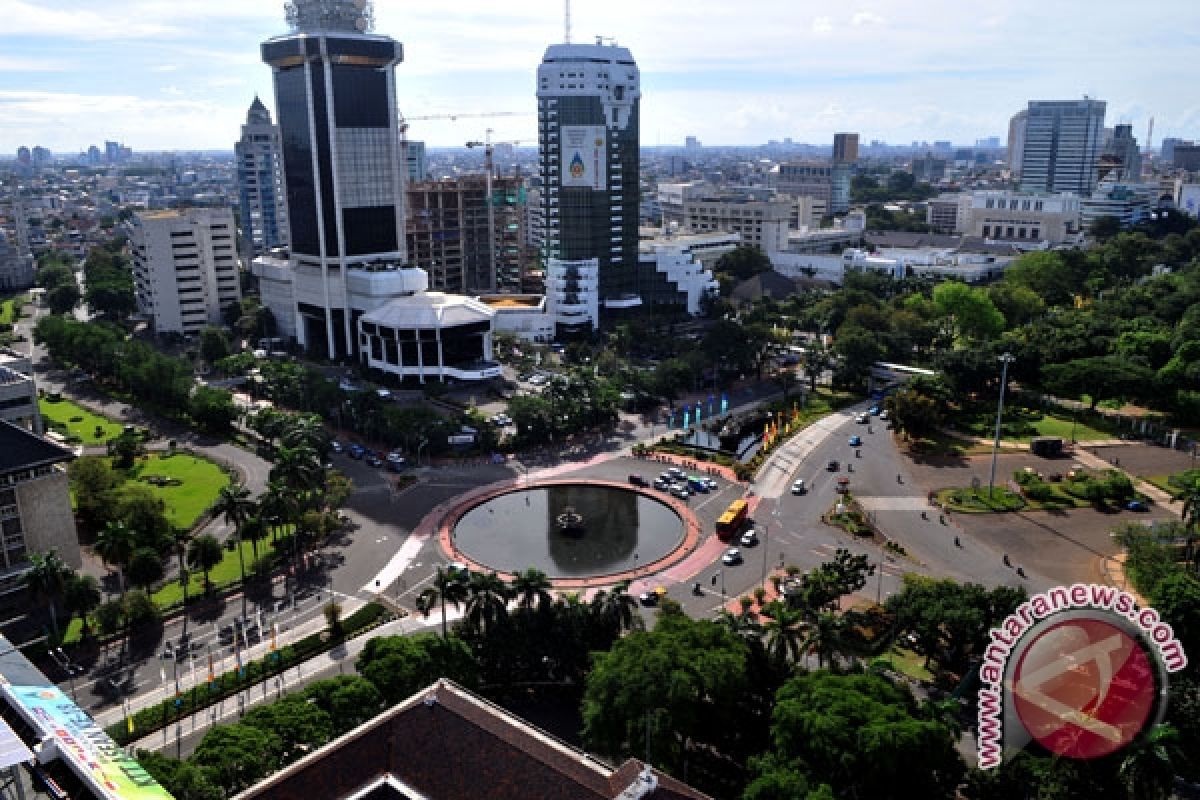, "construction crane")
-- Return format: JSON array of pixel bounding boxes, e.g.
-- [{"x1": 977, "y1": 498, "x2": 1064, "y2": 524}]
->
[{"x1": 398, "y1": 110, "x2": 532, "y2": 183}]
